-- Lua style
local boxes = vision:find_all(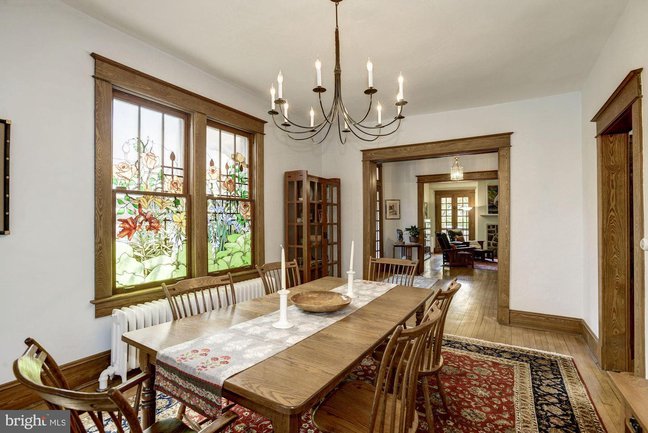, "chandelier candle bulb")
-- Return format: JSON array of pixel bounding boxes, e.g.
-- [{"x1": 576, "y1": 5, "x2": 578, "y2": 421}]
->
[
  {"x1": 270, "y1": 85, "x2": 276, "y2": 110},
  {"x1": 367, "y1": 58, "x2": 374, "y2": 88},
  {"x1": 398, "y1": 73, "x2": 404, "y2": 101},
  {"x1": 277, "y1": 71, "x2": 284, "y2": 99},
  {"x1": 309, "y1": 107, "x2": 315, "y2": 127},
  {"x1": 315, "y1": 59, "x2": 322, "y2": 87},
  {"x1": 377, "y1": 103, "x2": 382, "y2": 125}
]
